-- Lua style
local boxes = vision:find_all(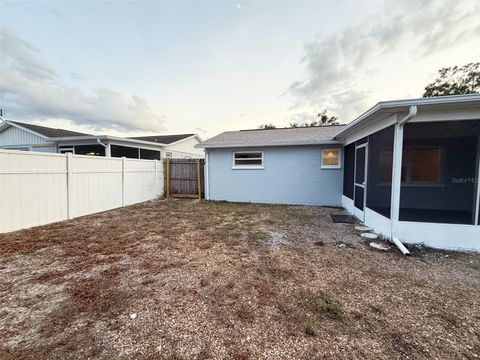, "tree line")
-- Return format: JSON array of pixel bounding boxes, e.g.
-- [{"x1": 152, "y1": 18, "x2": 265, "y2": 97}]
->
[{"x1": 260, "y1": 62, "x2": 480, "y2": 130}]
